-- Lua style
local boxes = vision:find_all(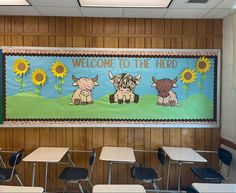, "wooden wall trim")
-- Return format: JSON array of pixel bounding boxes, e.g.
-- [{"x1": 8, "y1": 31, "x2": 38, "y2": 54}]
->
[
  {"x1": 220, "y1": 137, "x2": 236, "y2": 150},
  {"x1": 0, "y1": 32, "x2": 222, "y2": 38}
]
